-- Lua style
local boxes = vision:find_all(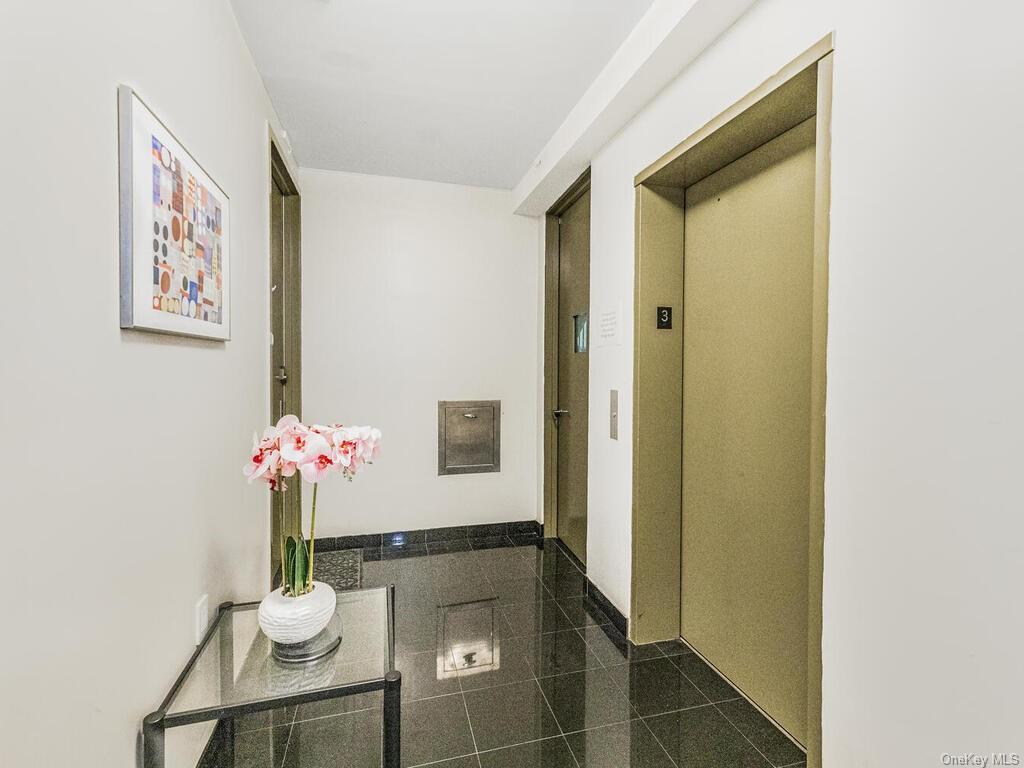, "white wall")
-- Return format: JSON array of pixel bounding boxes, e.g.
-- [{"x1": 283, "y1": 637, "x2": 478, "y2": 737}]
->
[
  {"x1": 586, "y1": 0, "x2": 837, "y2": 623},
  {"x1": 299, "y1": 170, "x2": 543, "y2": 537},
  {"x1": 581, "y1": 0, "x2": 1024, "y2": 762},
  {"x1": 0, "y1": 2, "x2": 284, "y2": 766}
]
